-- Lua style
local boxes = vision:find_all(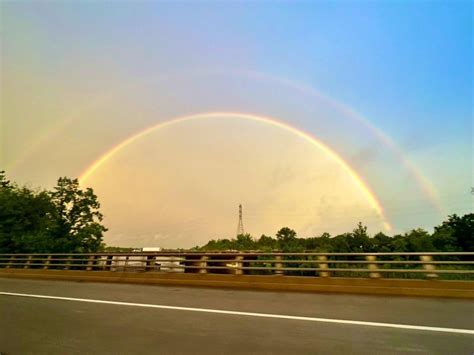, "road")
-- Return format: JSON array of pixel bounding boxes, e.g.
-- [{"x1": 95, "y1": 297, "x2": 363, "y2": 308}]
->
[{"x1": 0, "y1": 278, "x2": 473, "y2": 354}]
